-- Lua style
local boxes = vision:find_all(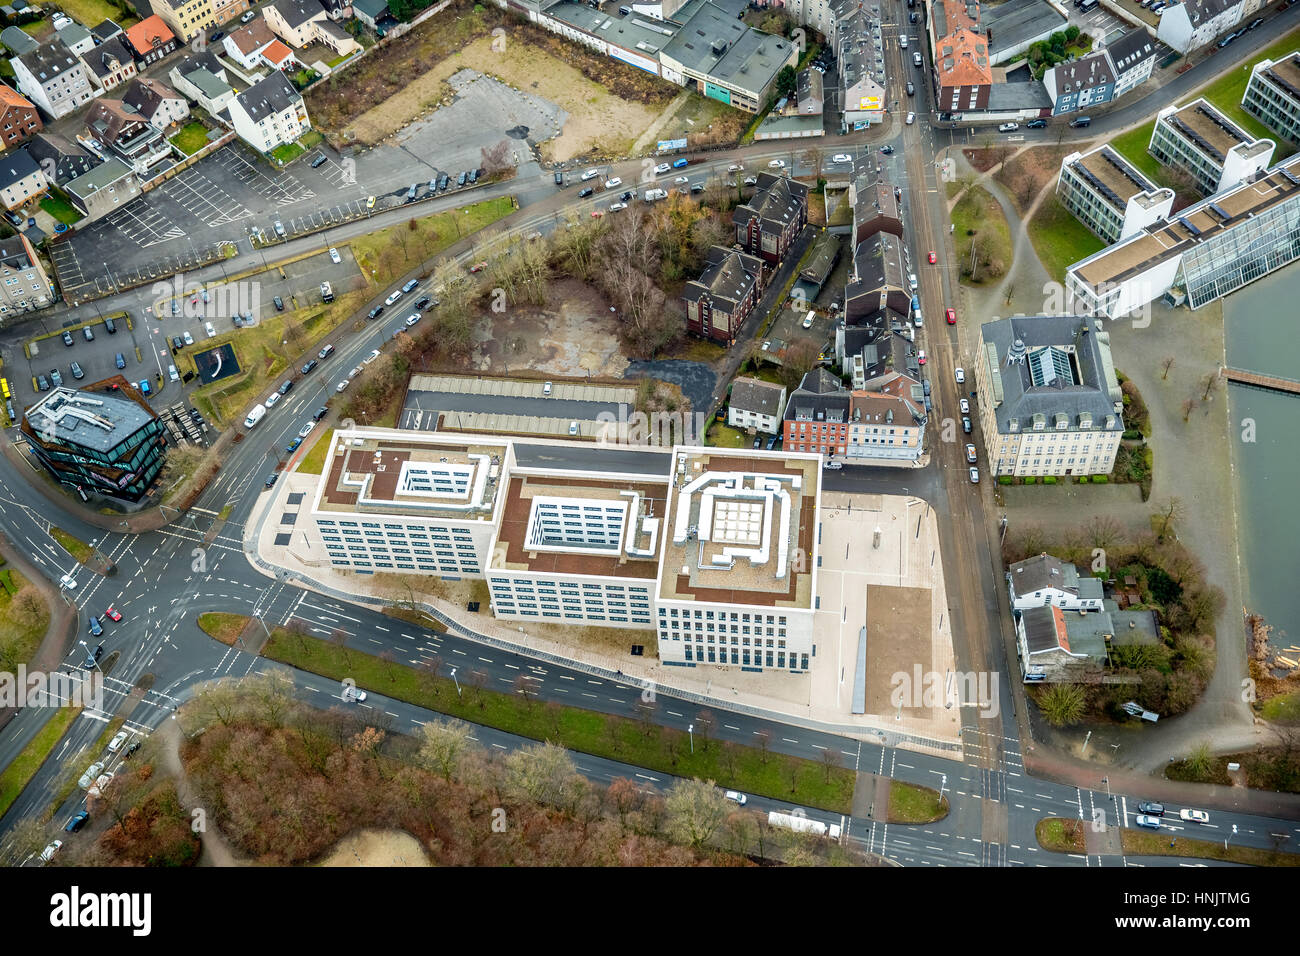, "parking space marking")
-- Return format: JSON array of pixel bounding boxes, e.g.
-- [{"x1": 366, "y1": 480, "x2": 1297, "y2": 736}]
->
[{"x1": 160, "y1": 167, "x2": 252, "y2": 227}]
